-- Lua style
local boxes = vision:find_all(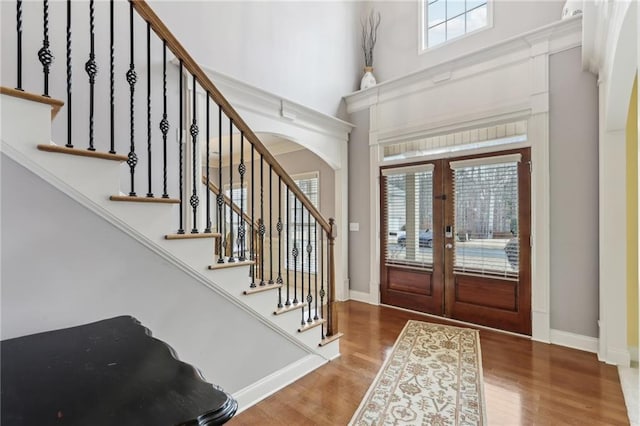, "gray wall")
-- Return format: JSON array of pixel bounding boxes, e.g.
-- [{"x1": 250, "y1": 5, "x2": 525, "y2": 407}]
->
[
  {"x1": 549, "y1": 47, "x2": 600, "y2": 337},
  {"x1": 347, "y1": 110, "x2": 371, "y2": 293},
  {"x1": 1, "y1": 154, "x2": 309, "y2": 392},
  {"x1": 152, "y1": 1, "x2": 364, "y2": 117},
  {"x1": 278, "y1": 149, "x2": 335, "y2": 220},
  {"x1": 365, "y1": 1, "x2": 563, "y2": 83}
]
